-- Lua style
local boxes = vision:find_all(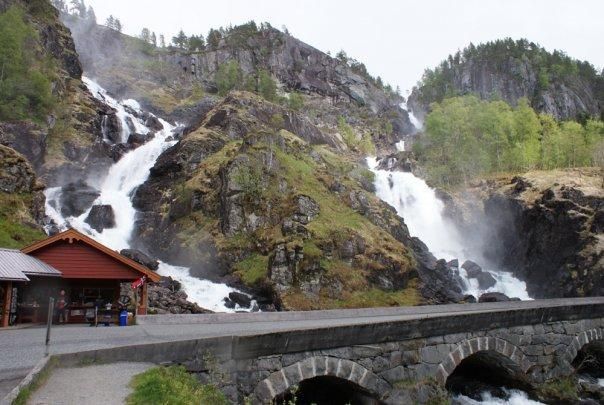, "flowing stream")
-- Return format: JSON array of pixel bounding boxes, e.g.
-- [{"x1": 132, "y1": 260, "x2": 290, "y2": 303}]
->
[
  {"x1": 44, "y1": 77, "x2": 249, "y2": 312},
  {"x1": 453, "y1": 389, "x2": 544, "y2": 405}
]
